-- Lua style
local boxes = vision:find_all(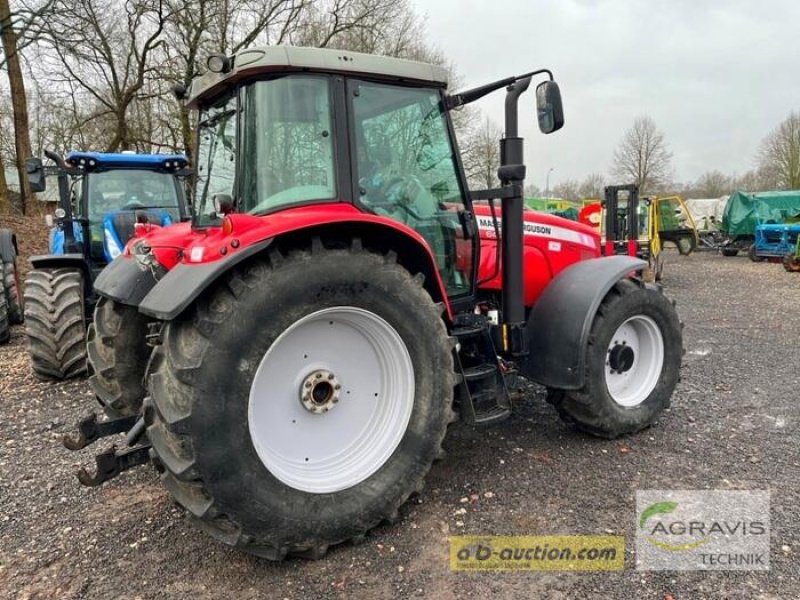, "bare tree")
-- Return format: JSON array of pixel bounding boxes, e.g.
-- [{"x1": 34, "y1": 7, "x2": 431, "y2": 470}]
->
[
  {"x1": 0, "y1": 0, "x2": 50, "y2": 212},
  {"x1": 460, "y1": 116, "x2": 501, "y2": 190},
  {"x1": 578, "y1": 173, "x2": 605, "y2": 200},
  {"x1": 611, "y1": 115, "x2": 672, "y2": 193},
  {"x1": 552, "y1": 179, "x2": 580, "y2": 201},
  {"x1": 692, "y1": 170, "x2": 732, "y2": 197},
  {"x1": 757, "y1": 111, "x2": 800, "y2": 190},
  {"x1": 37, "y1": 0, "x2": 172, "y2": 152}
]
